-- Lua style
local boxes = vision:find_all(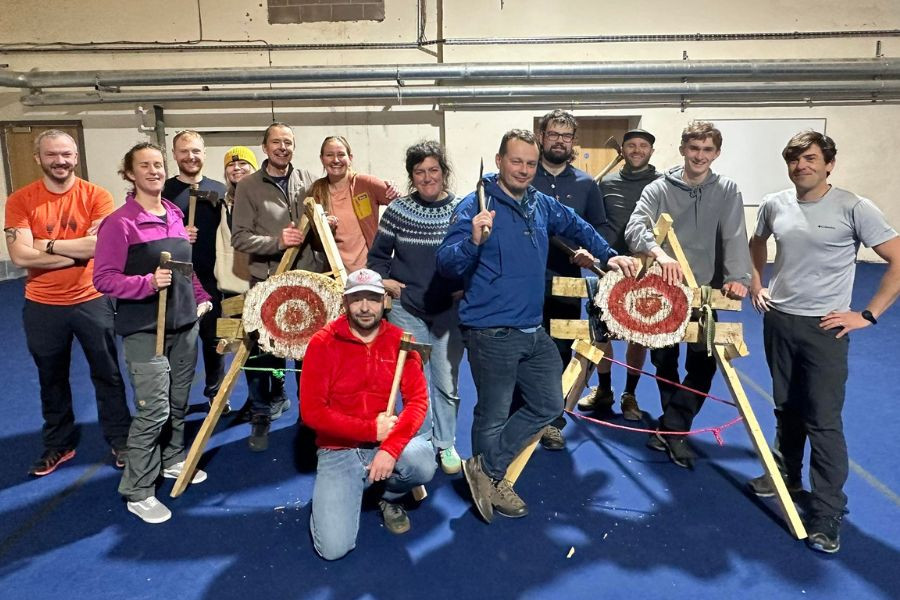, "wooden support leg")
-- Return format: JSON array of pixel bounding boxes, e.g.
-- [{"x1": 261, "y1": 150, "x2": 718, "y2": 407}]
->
[
  {"x1": 171, "y1": 339, "x2": 252, "y2": 497},
  {"x1": 713, "y1": 345, "x2": 807, "y2": 540},
  {"x1": 504, "y1": 340, "x2": 605, "y2": 485}
]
